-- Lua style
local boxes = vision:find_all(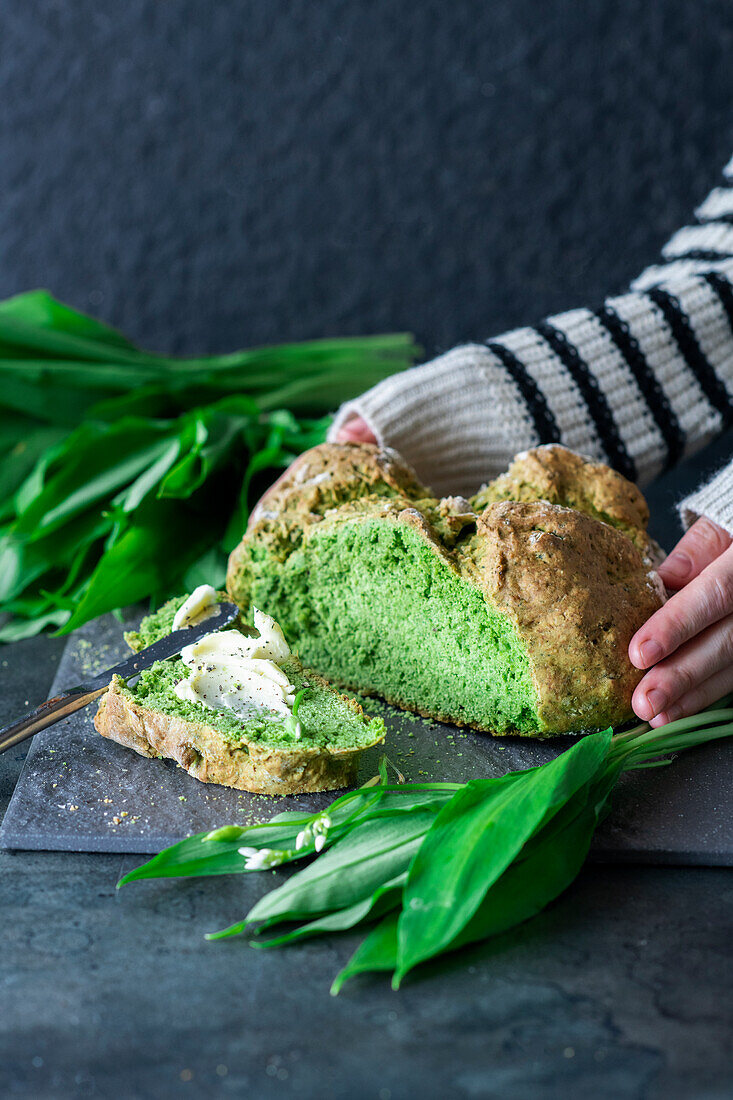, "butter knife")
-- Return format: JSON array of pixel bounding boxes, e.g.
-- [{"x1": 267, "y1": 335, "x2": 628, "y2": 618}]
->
[{"x1": 0, "y1": 601, "x2": 240, "y2": 754}]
